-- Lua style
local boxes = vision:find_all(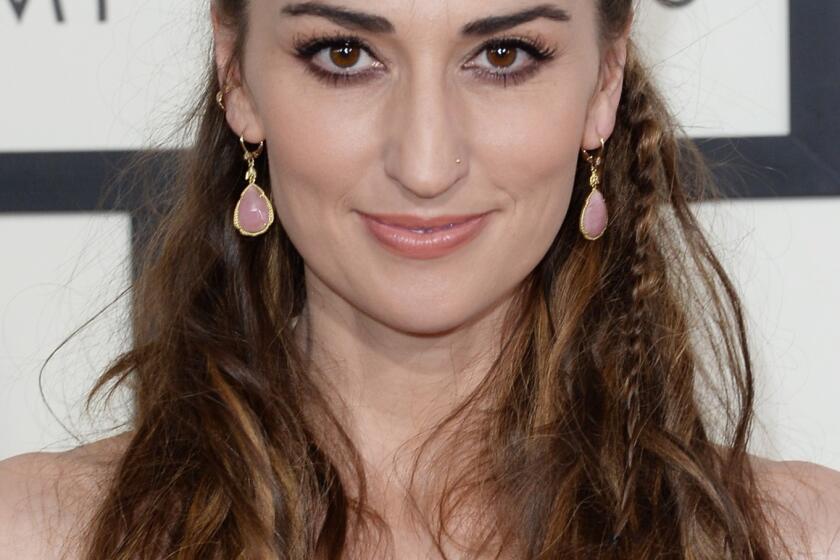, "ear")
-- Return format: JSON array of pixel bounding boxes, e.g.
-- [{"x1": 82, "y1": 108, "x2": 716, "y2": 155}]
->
[
  {"x1": 210, "y1": 3, "x2": 266, "y2": 143},
  {"x1": 581, "y1": 10, "x2": 633, "y2": 151}
]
